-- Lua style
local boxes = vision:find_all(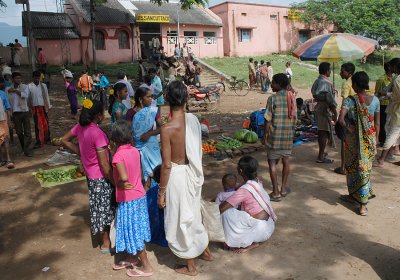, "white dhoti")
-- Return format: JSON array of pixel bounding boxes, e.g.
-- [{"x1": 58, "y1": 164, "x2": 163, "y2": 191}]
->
[
  {"x1": 222, "y1": 208, "x2": 275, "y2": 248},
  {"x1": 164, "y1": 113, "x2": 209, "y2": 259}
]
